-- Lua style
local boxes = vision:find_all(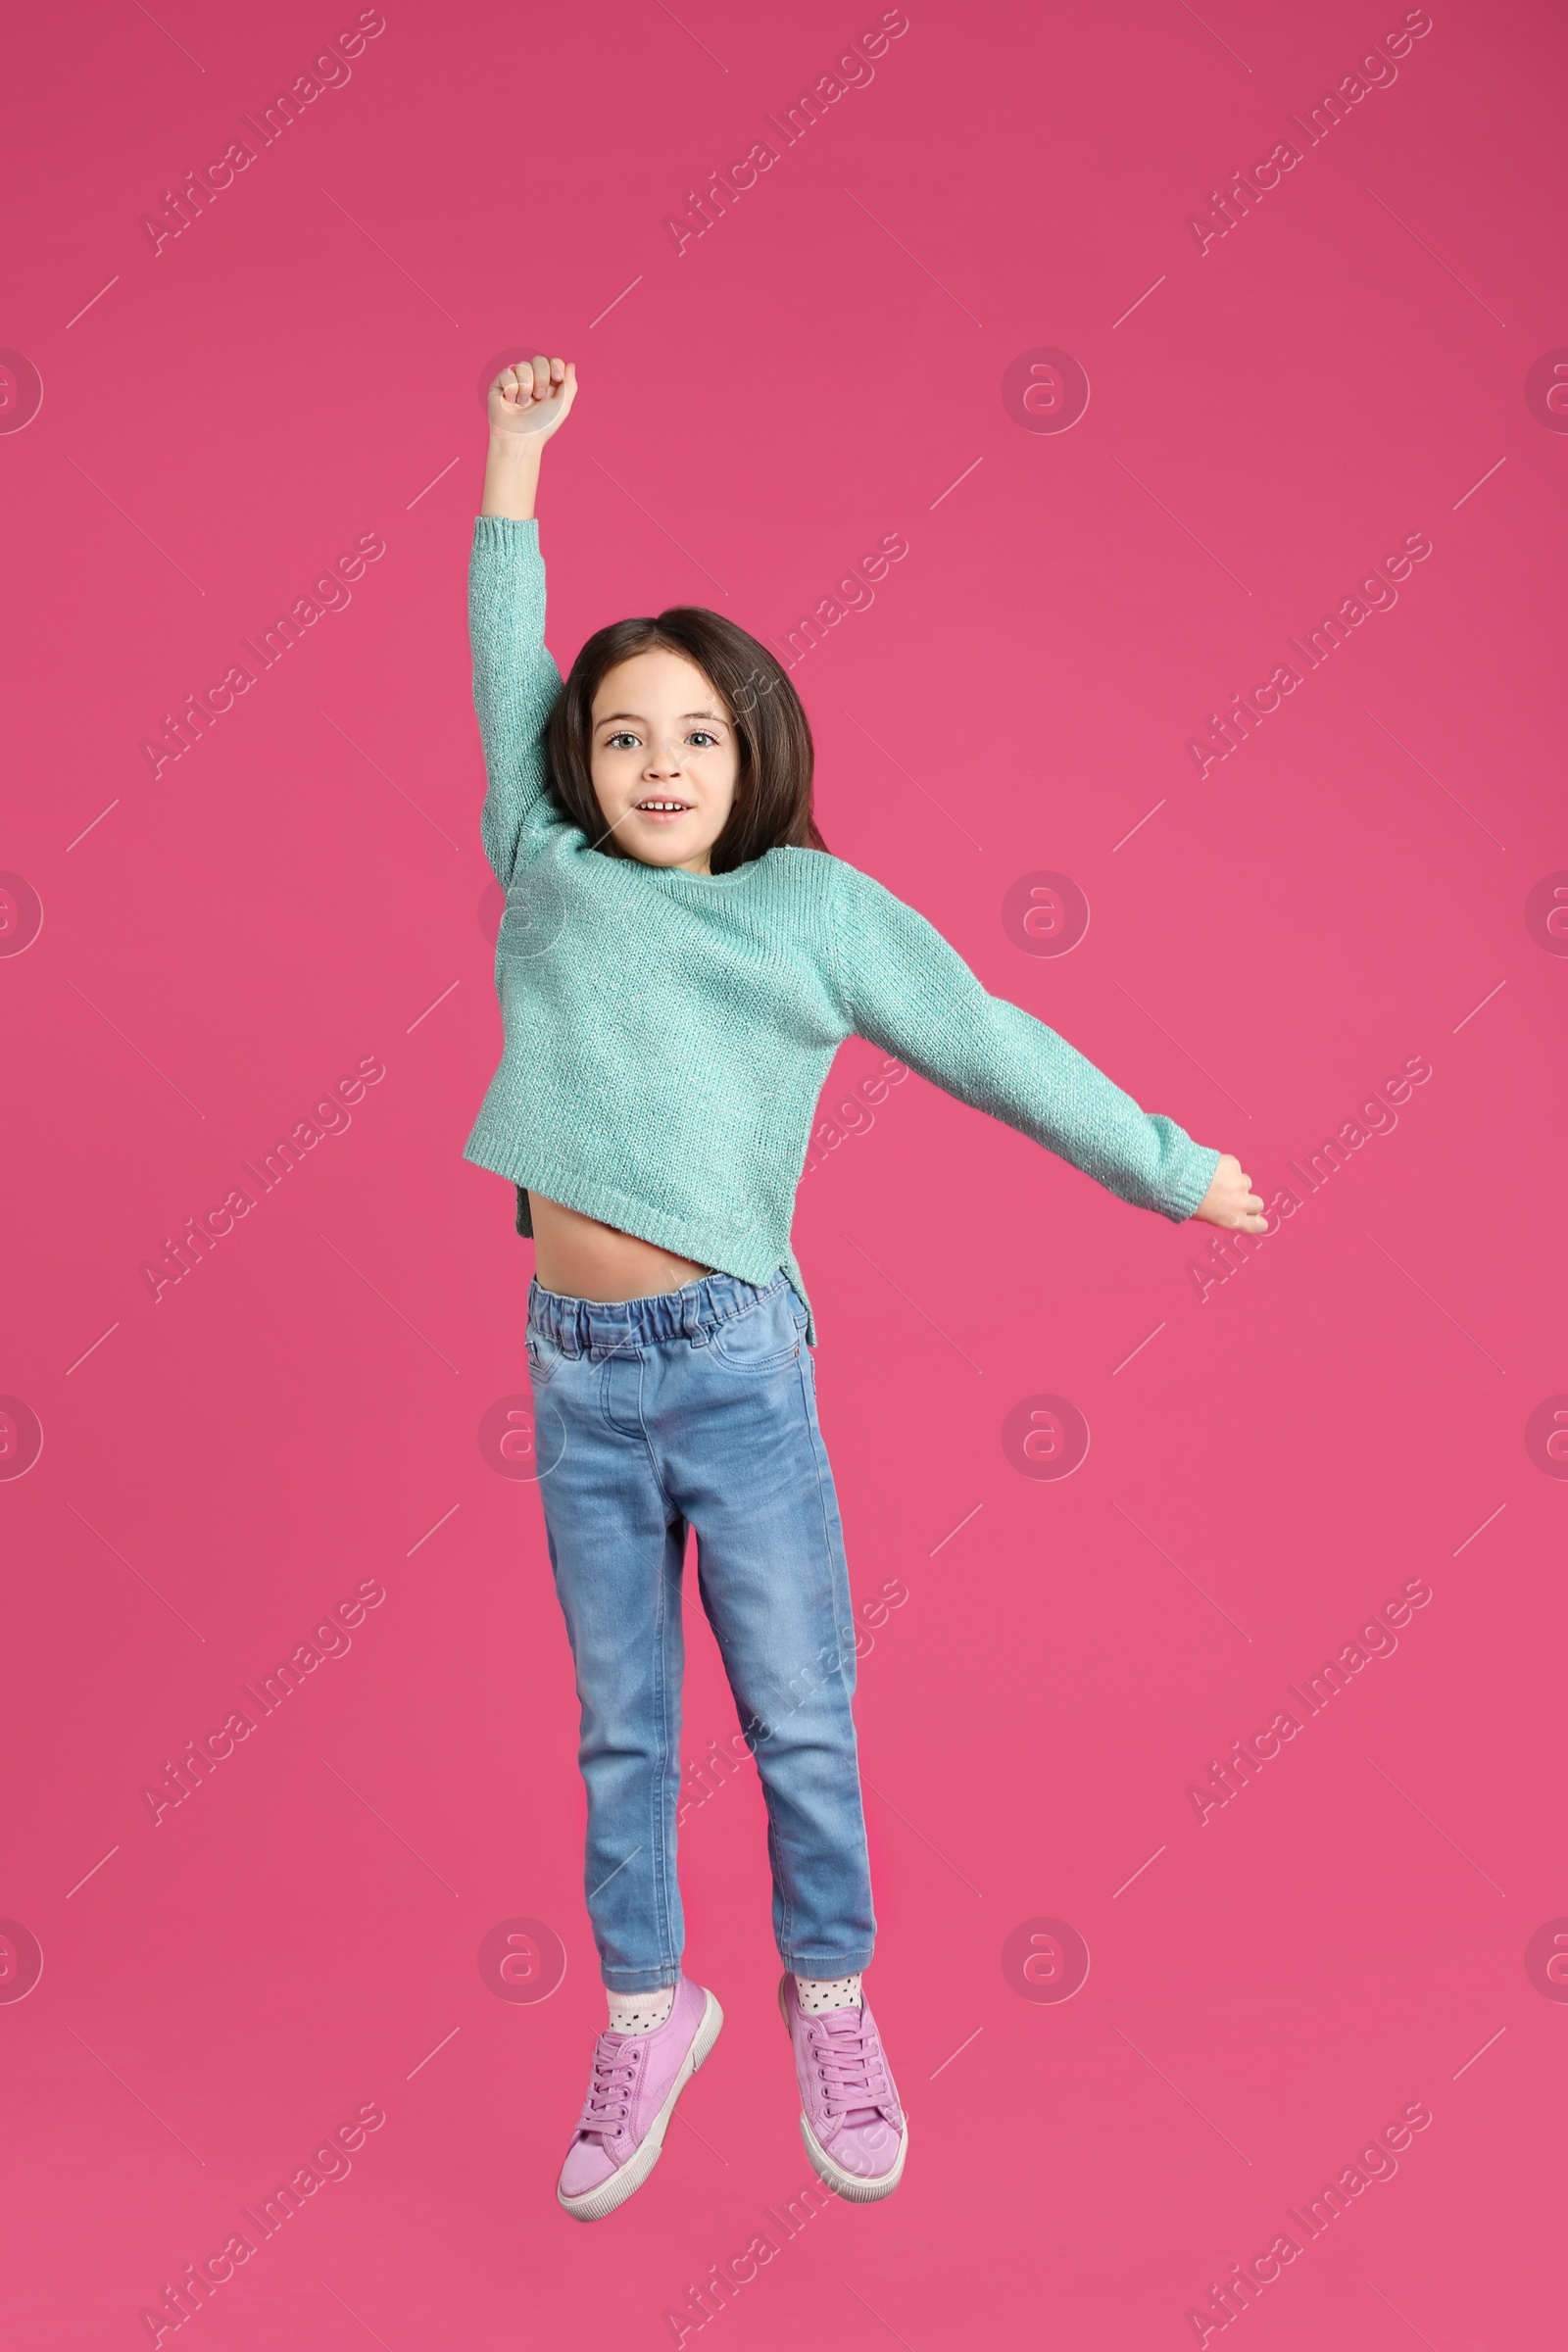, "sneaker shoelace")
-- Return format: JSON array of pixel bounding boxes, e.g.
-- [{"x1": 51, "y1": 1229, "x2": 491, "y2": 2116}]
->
[
  {"x1": 574, "y1": 2033, "x2": 641, "y2": 2143},
  {"x1": 809, "y1": 2008, "x2": 894, "y2": 2129}
]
